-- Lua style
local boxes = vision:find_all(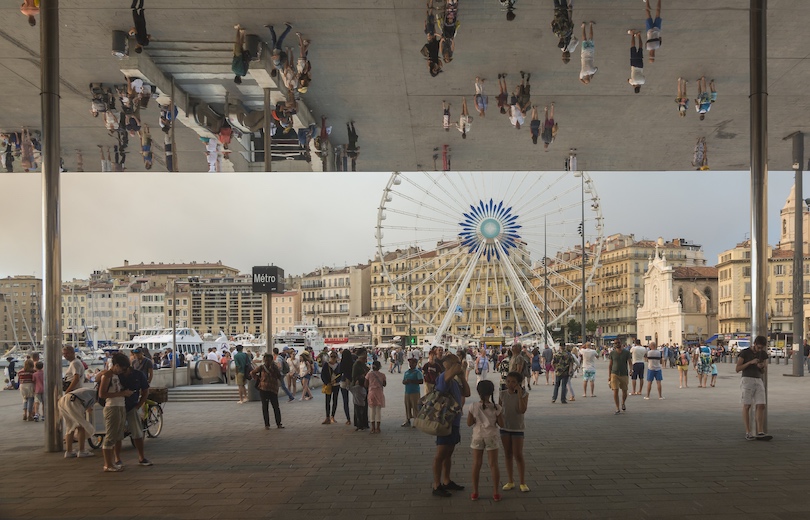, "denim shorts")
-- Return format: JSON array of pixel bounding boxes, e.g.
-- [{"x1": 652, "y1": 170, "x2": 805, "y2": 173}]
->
[{"x1": 436, "y1": 423, "x2": 461, "y2": 446}]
